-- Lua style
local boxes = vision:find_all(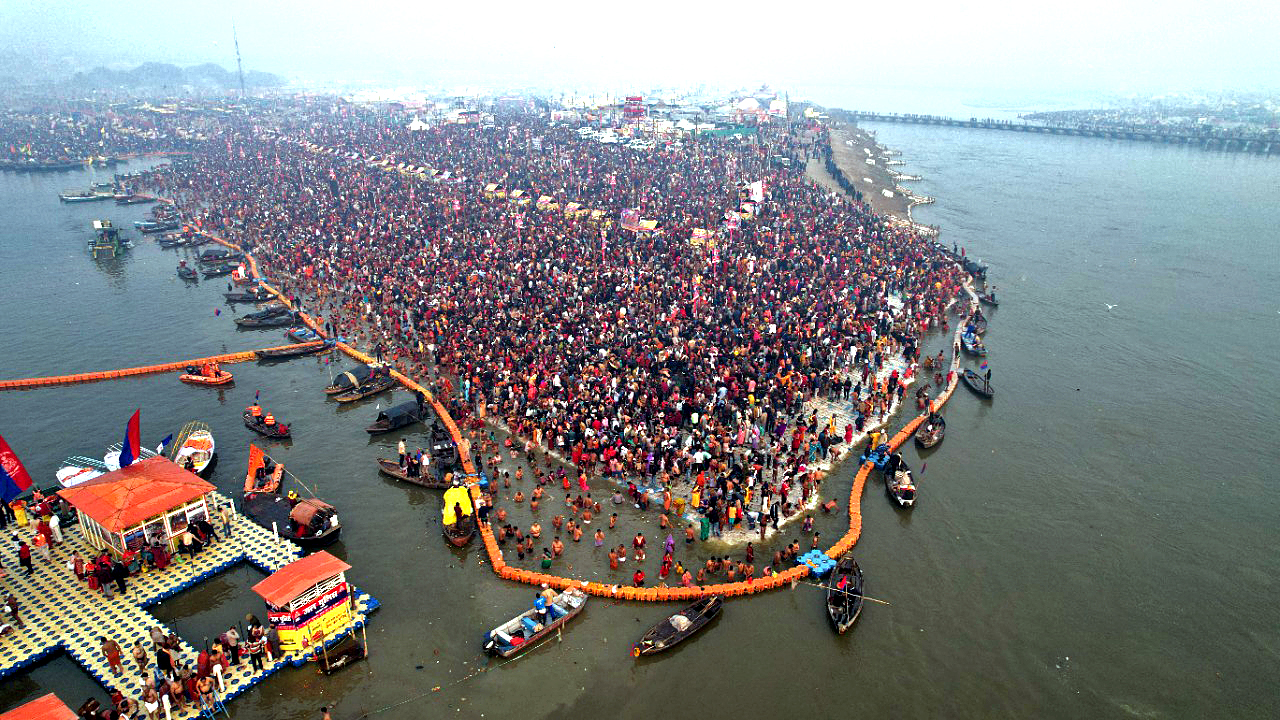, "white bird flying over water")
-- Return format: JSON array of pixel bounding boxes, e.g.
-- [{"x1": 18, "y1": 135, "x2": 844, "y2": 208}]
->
[{"x1": 1104, "y1": 304, "x2": 1118, "y2": 310}]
